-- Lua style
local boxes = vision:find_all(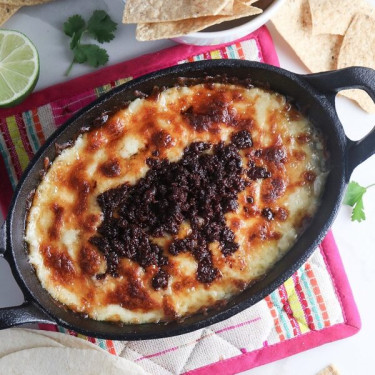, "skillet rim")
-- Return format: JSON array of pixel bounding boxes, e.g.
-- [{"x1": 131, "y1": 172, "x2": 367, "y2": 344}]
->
[{"x1": 4, "y1": 60, "x2": 347, "y2": 339}]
